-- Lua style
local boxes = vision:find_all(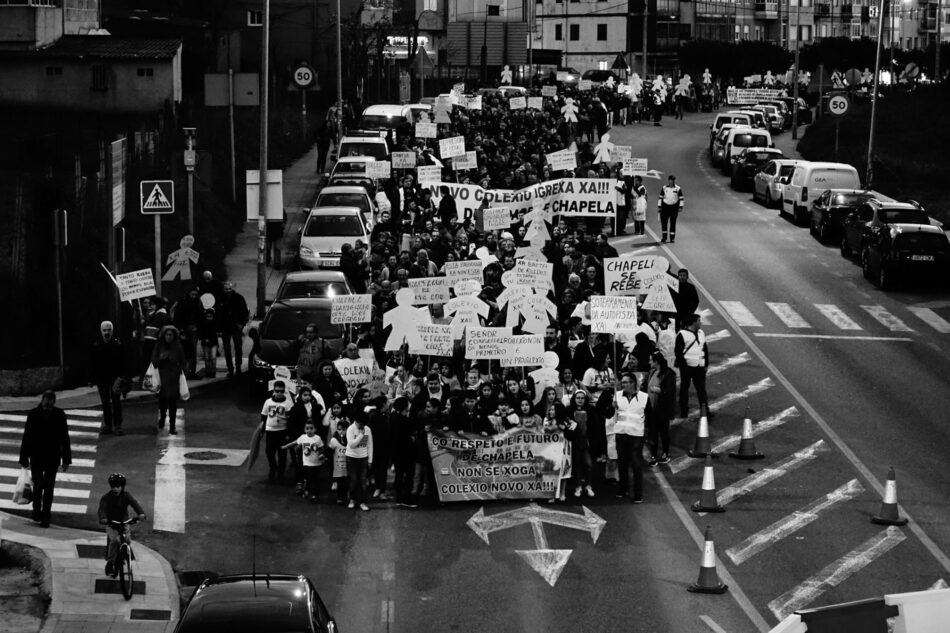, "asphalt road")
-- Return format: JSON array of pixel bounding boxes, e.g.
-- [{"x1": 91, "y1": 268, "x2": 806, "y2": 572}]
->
[{"x1": 11, "y1": 113, "x2": 950, "y2": 633}]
